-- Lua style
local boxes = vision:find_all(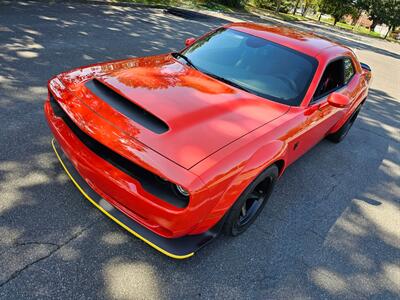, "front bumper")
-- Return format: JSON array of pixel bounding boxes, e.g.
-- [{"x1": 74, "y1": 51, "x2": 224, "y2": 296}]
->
[
  {"x1": 51, "y1": 138, "x2": 220, "y2": 259},
  {"x1": 44, "y1": 86, "x2": 218, "y2": 237}
]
